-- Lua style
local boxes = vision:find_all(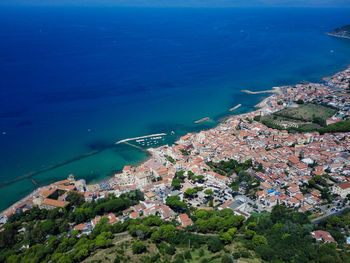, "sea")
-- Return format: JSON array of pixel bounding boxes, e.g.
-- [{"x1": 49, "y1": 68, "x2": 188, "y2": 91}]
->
[{"x1": 0, "y1": 6, "x2": 350, "y2": 210}]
